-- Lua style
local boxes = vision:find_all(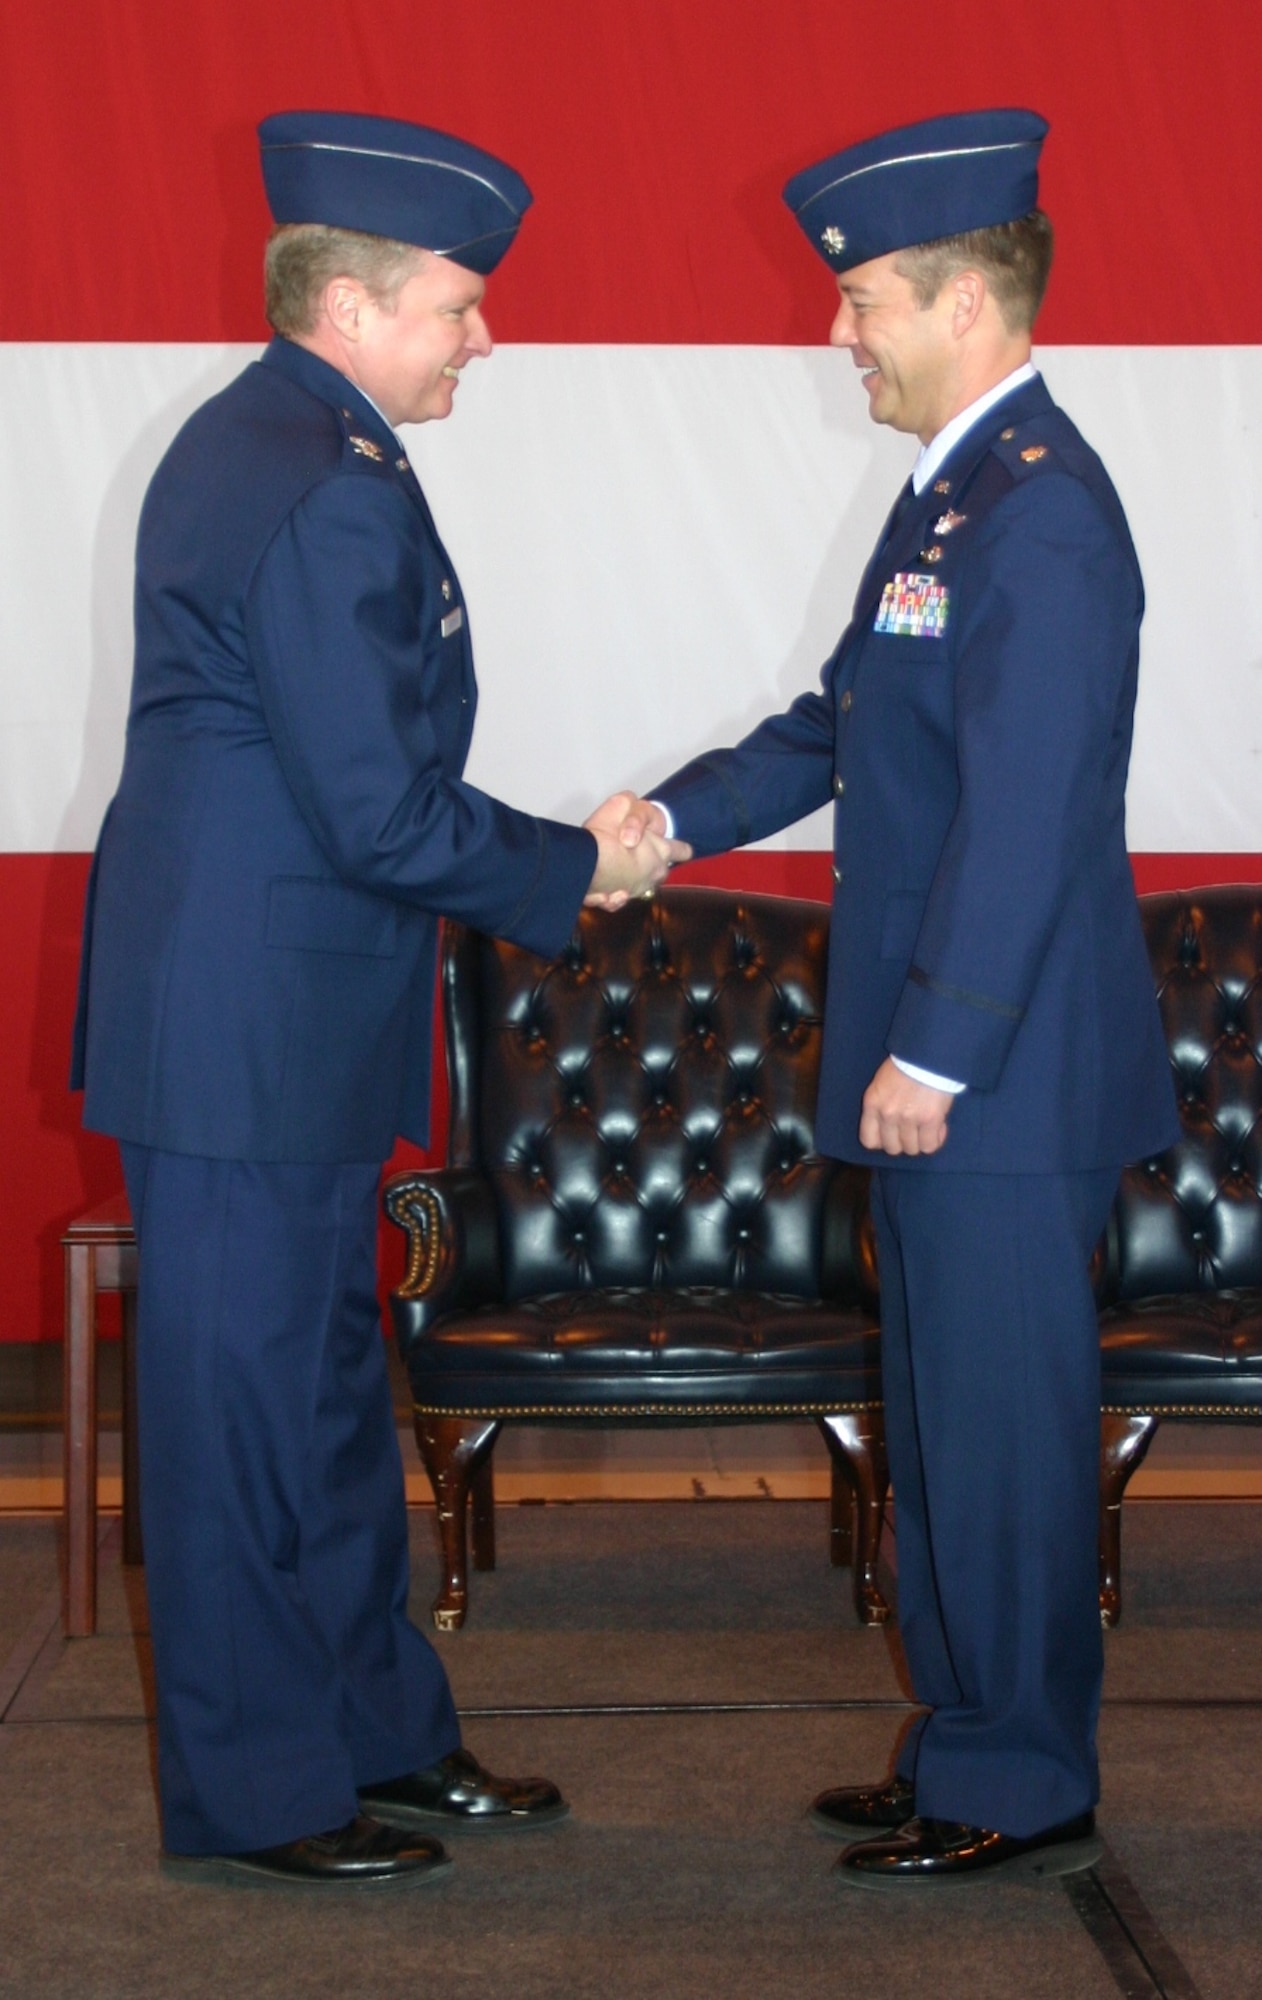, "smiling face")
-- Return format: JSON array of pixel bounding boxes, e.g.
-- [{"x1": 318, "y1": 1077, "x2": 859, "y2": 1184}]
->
[
  {"x1": 829, "y1": 252, "x2": 962, "y2": 444},
  {"x1": 328, "y1": 252, "x2": 493, "y2": 427}
]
